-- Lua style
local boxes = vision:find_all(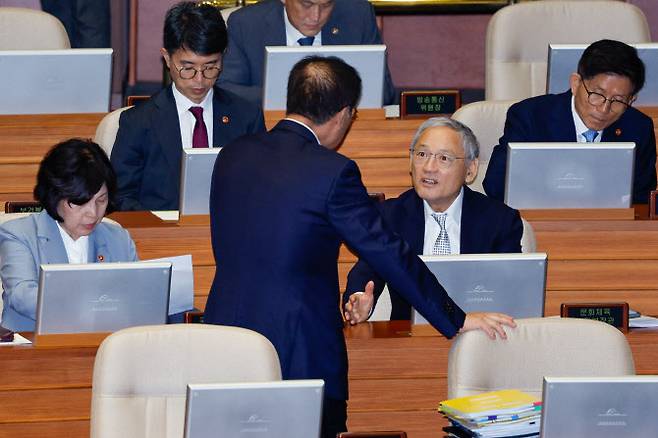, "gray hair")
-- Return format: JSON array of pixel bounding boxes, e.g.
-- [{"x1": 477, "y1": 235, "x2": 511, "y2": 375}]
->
[{"x1": 409, "y1": 117, "x2": 479, "y2": 162}]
